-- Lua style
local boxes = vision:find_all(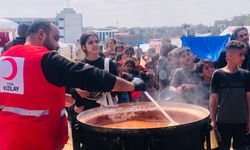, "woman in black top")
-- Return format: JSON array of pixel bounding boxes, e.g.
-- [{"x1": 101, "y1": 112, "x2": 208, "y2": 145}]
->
[{"x1": 71, "y1": 32, "x2": 117, "y2": 112}]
